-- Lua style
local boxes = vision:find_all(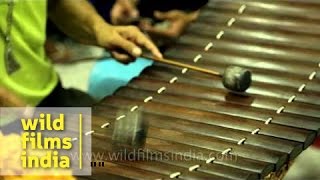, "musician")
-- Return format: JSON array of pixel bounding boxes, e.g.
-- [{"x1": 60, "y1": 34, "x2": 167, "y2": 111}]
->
[
  {"x1": 0, "y1": 0, "x2": 162, "y2": 110},
  {"x1": 86, "y1": 0, "x2": 209, "y2": 100},
  {"x1": 45, "y1": 0, "x2": 208, "y2": 62}
]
